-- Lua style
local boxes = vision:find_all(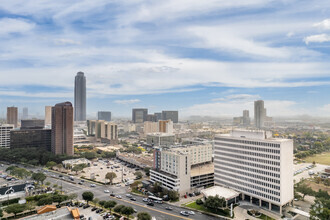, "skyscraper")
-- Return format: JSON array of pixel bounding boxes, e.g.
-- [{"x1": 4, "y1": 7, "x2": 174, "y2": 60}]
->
[
  {"x1": 254, "y1": 100, "x2": 265, "y2": 129},
  {"x1": 45, "y1": 106, "x2": 52, "y2": 126},
  {"x1": 132, "y1": 108, "x2": 148, "y2": 123},
  {"x1": 162, "y1": 110, "x2": 179, "y2": 123},
  {"x1": 97, "y1": 111, "x2": 111, "y2": 121},
  {"x1": 7, "y1": 107, "x2": 18, "y2": 128},
  {"x1": 74, "y1": 72, "x2": 86, "y2": 121},
  {"x1": 242, "y1": 110, "x2": 250, "y2": 126},
  {"x1": 22, "y1": 107, "x2": 28, "y2": 120},
  {"x1": 51, "y1": 102, "x2": 74, "y2": 156}
]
